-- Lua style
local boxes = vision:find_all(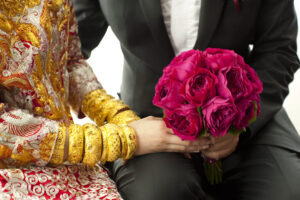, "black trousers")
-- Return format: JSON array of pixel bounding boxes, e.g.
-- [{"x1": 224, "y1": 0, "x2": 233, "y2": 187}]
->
[{"x1": 111, "y1": 109, "x2": 300, "y2": 200}]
